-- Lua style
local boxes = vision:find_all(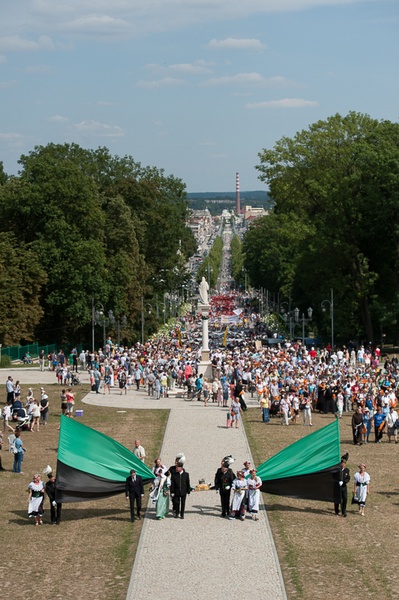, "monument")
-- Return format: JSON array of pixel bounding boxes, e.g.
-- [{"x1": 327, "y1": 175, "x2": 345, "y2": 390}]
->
[{"x1": 198, "y1": 276, "x2": 213, "y2": 380}]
